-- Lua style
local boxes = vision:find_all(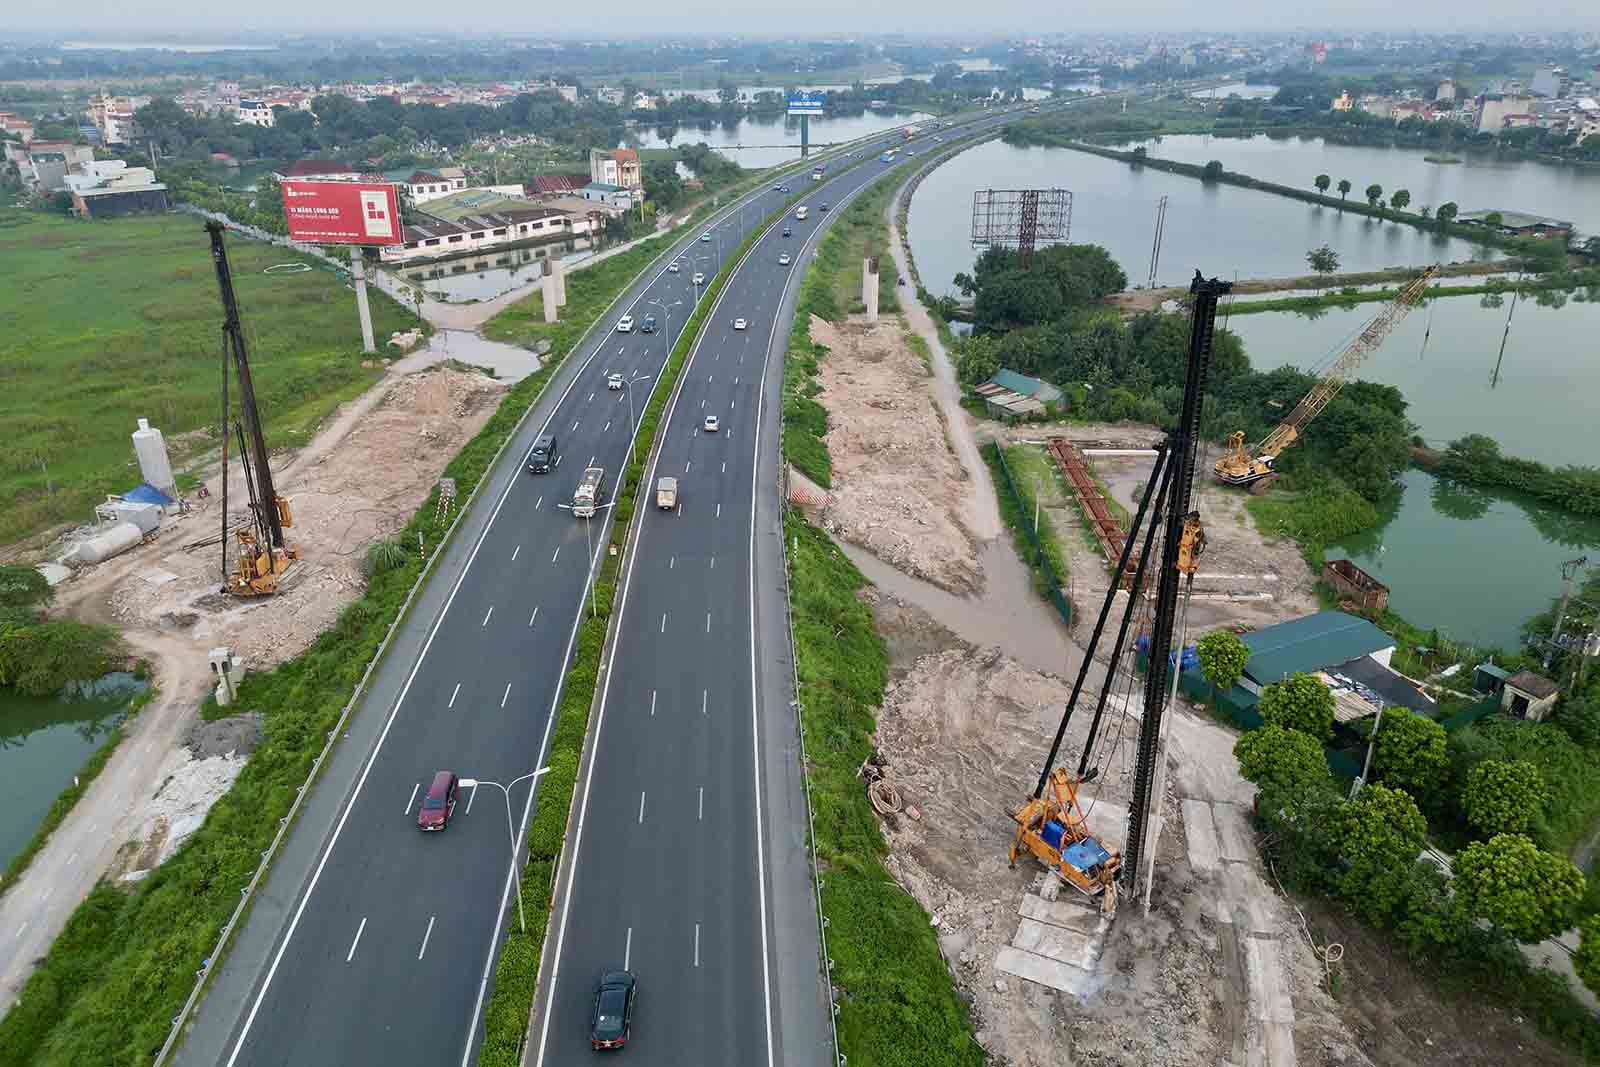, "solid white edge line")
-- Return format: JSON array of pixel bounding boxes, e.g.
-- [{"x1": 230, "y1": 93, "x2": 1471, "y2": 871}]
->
[
  {"x1": 226, "y1": 231, "x2": 656, "y2": 1067},
  {"x1": 345, "y1": 917, "x2": 367, "y2": 963}
]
